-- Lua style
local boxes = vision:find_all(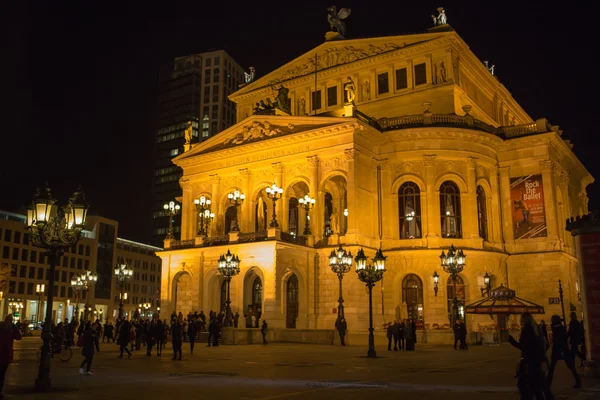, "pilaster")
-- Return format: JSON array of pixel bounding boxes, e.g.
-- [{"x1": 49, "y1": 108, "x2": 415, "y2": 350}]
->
[
  {"x1": 181, "y1": 181, "x2": 193, "y2": 240},
  {"x1": 540, "y1": 160, "x2": 559, "y2": 241},
  {"x1": 424, "y1": 155, "x2": 439, "y2": 247},
  {"x1": 465, "y1": 157, "x2": 479, "y2": 239},
  {"x1": 210, "y1": 174, "x2": 220, "y2": 236},
  {"x1": 240, "y1": 168, "x2": 251, "y2": 233},
  {"x1": 273, "y1": 162, "x2": 285, "y2": 230},
  {"x1": 489, "y1": 164, "x2": 502, "y2": 245},
  {"x1": 344, "y1": 148, "x2": 359, "y2": 236},
  {"x1": 499, "y1": 166, "x2": 514, "y2": 243},
  {"x1": 307, "y1": 156, "x2": 320, "y2": 239}
]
